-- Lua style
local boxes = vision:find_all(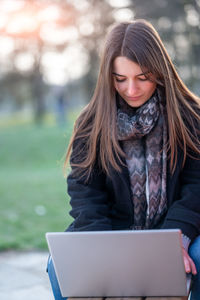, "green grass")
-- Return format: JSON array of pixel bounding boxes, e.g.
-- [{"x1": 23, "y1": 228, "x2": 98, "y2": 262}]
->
[{"x1": 0, "y1": 116, "x2": 77, "y2": 250}]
